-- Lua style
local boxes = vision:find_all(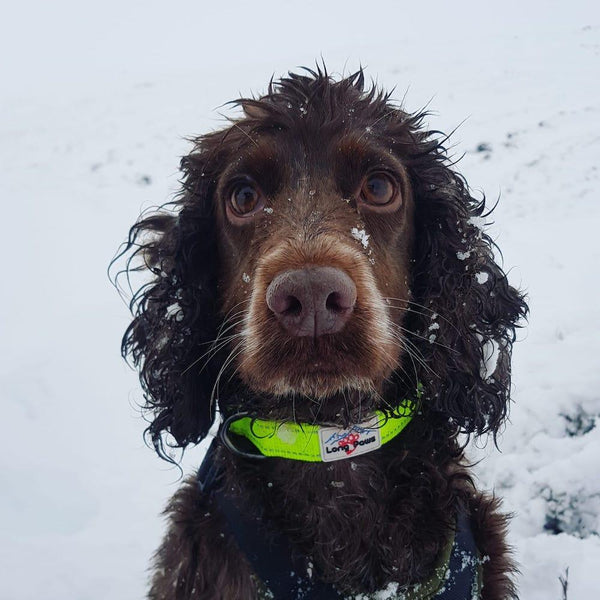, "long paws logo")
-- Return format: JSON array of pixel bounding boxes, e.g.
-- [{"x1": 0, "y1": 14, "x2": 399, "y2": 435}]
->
[
  {"x1": 338, "y1": 432, "x2": 360, "y2": 455},
  {"x1": 319, "y1": 418, "x2": 382, "y2": 462}
]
